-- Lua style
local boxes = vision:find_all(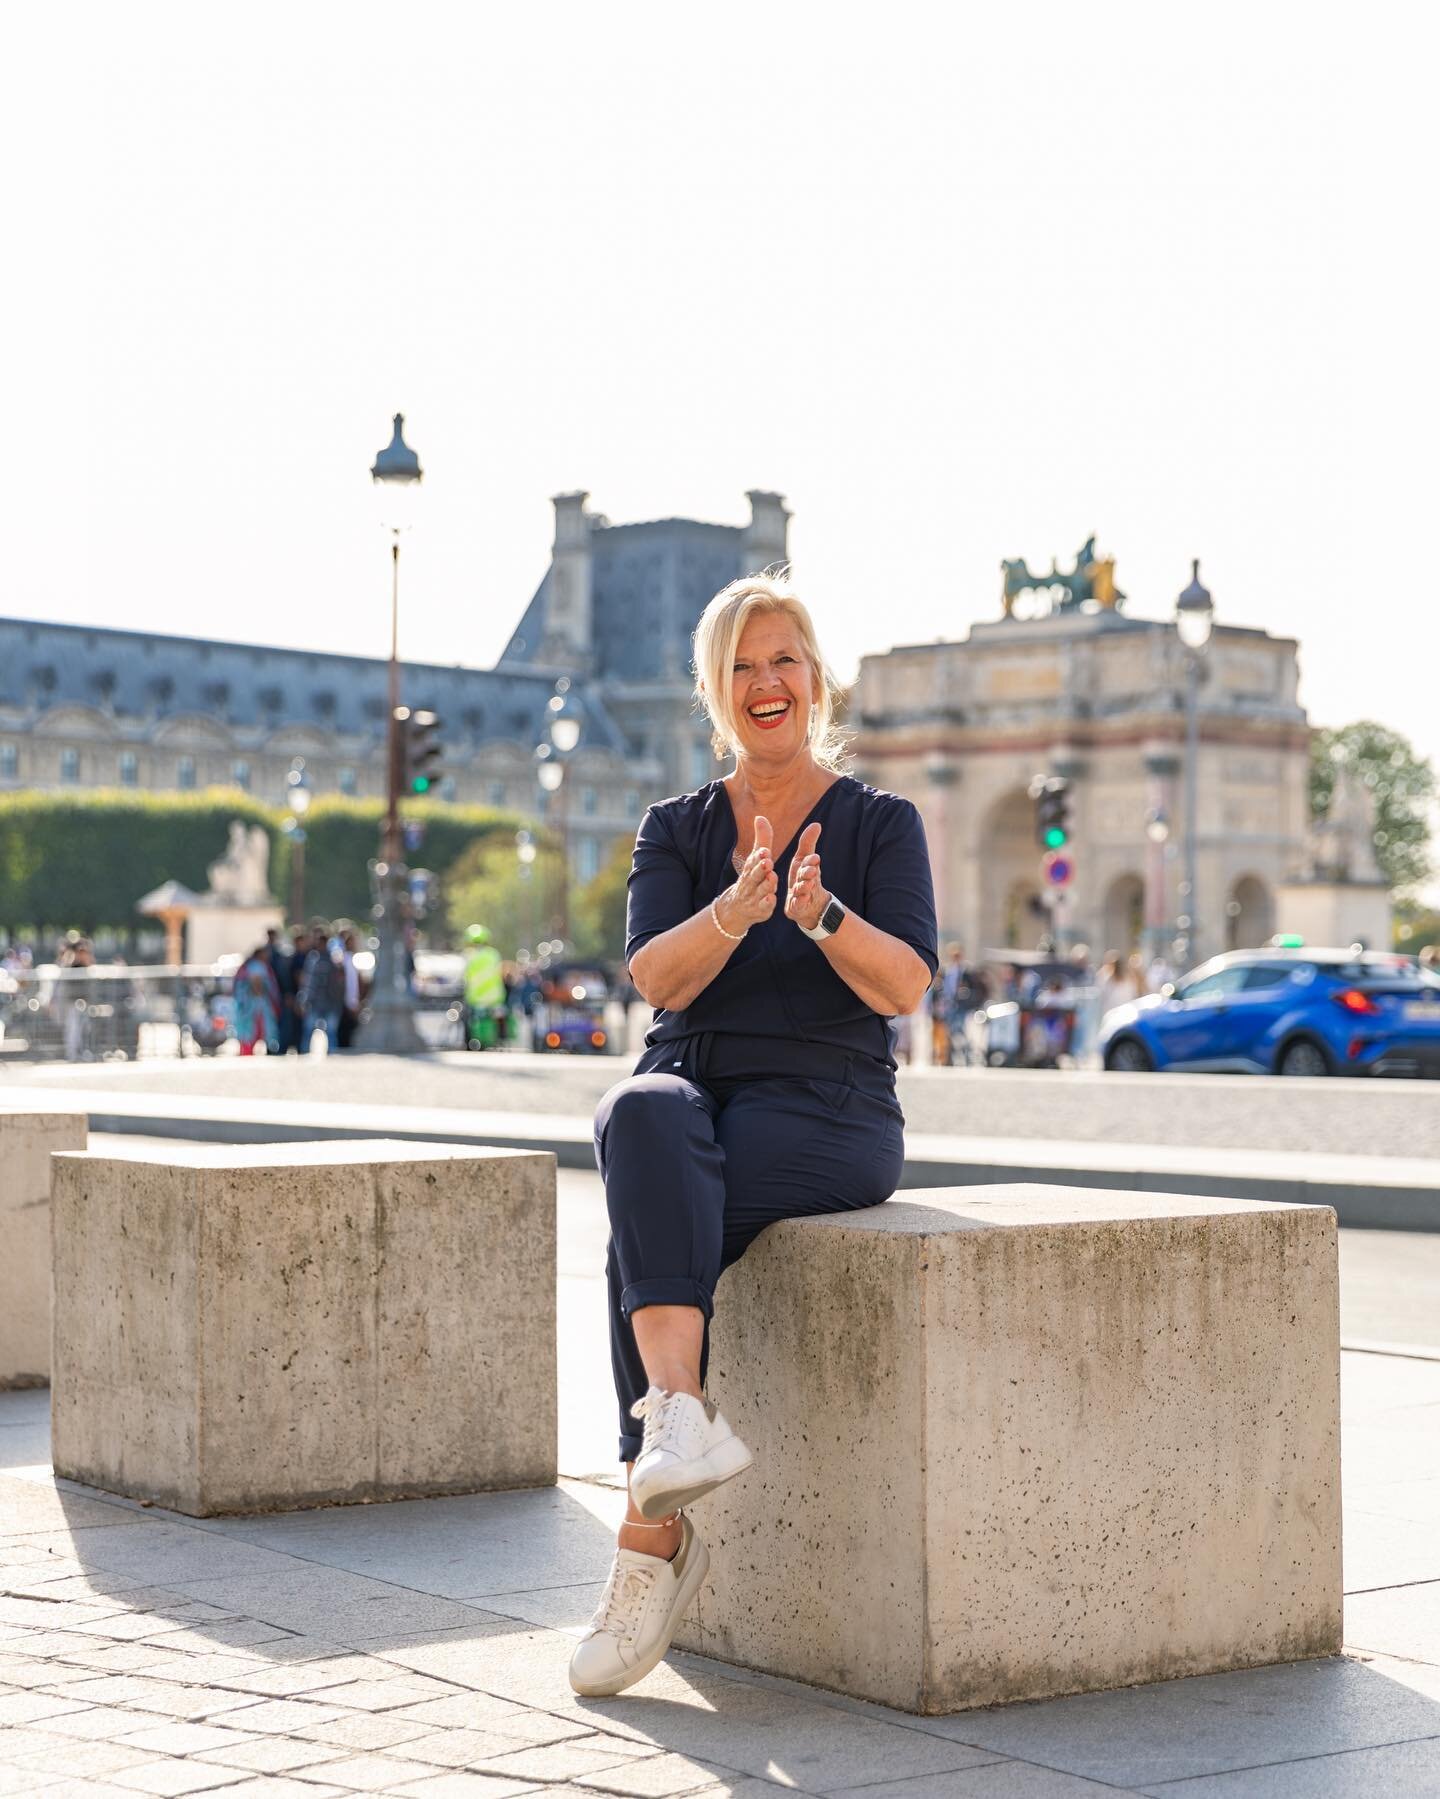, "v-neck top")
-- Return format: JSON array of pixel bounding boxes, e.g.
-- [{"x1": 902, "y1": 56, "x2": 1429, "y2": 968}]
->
[{"x1": 625, "y1": 774, "x2": 939, "y2": 1071}]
